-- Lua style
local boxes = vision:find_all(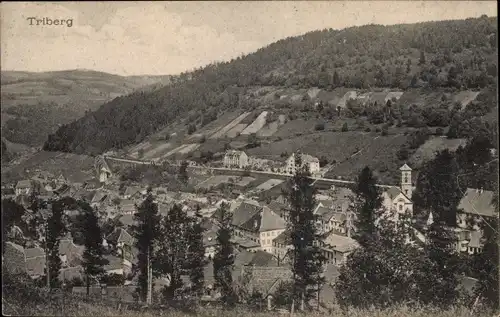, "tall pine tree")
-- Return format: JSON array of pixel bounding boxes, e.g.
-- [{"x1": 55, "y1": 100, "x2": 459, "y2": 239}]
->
[
  {"x1": 284, "y1": 152, "x2": 325, "y2": 308},
  {"x1": 131, "y1": 187, "x2": 161, "y2": 302},
  {"x1": 186, "y1": 205, "x2": 207, "y2": 297},
  {"x1": 155, "y1": 203, "x2": 190, "y2": 301},
  {"x1": 46, "y1": 199, "x2": 66, "y2": 289},
  {"x1": 351, "y1": 166, "x2": 382, "y2": 247},
  {"x1": 213, "y1": 202, "x2": 235, "y2": 305},
  {"x1": 79, "y1": 200, "x2": 108, "y2": 296},
  {"x1": 413, "y1": 150, "x2": 463, "y2": 307}
]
